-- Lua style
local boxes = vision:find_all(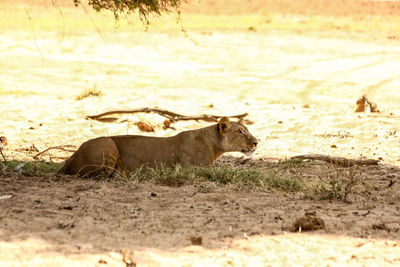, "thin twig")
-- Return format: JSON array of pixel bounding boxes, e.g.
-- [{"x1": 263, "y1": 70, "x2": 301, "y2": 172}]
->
[
  {"x1": 361, "y1": 210, "x2": 371, "y2": 217},
  {"x1": 33, "y1": 145, "x2": 76, "y2": 159},
  {"x1": 0, "y1": 136, "x2": 7, "y2": 163},
  {"x1": 49, "y1": 156, "x2": 70, "y2": 160},
  {"x1": 52, "y1": 0, "x2": 66, "y2": 43},
  {"x1": 41, "y1": 209, "x2": 74, "y2": 217},
  {"x1": 291, "y1": 154, "x2": 379, "y2": 167},
  {"x1": 86, "y1": 107, "x2": 249, "y2": 123},
  {"x1": 177, "y1": 10, "x2": 198, "y2": 46},
  {"x1": 21, "y1": 0, "x2": 45, "y2": 66},
  {"x1": 0, "y1": 149, "x2": 7, "y2": 163},
  {"x1": 80, "y1": 2, "x2": 107, "y2": 44}
]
